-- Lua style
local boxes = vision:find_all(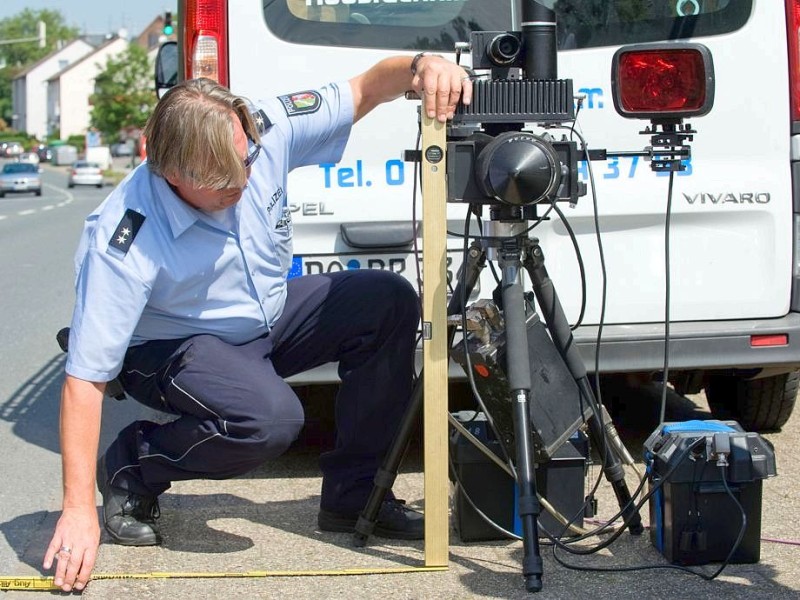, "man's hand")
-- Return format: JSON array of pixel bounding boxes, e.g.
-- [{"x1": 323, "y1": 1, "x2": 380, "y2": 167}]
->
[
  {"x1": 410, "y1": 54, "x2": 473, "y2": 123},
  {"x1": 43, "y1": 375, "x2": 105, "y2": 591},
  {"x1": 43, "y1": 505, "x2": 101, "y2": 592},
  {"x1": 350, "y1": 55, "x2": 472, "y2": 123}
]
